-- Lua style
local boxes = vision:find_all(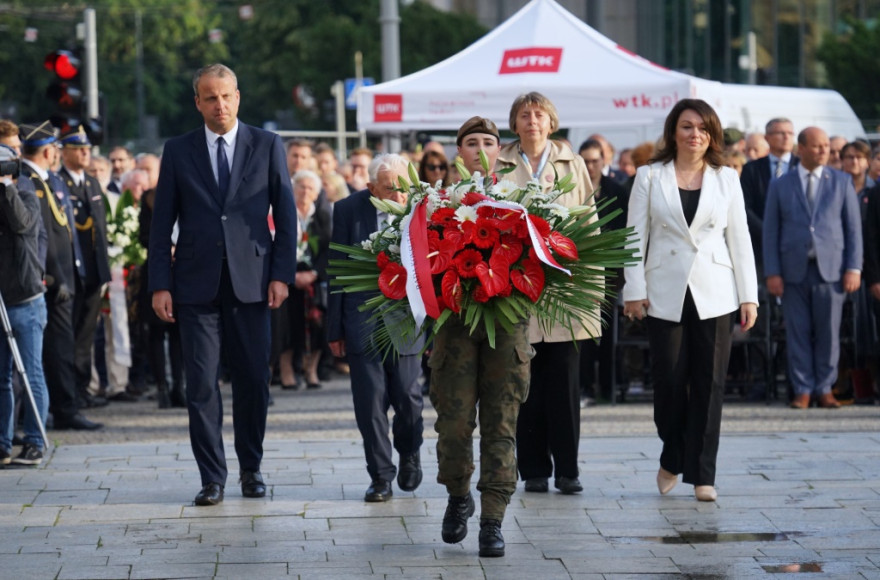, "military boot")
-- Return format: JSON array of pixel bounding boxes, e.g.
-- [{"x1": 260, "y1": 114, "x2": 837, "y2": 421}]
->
[
  {"x1": 441, "y1": 492, "x2": 474, "y2": 543},
  {"x1": 478, "y1": 519, "x2": 505, "y2": 557}
]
